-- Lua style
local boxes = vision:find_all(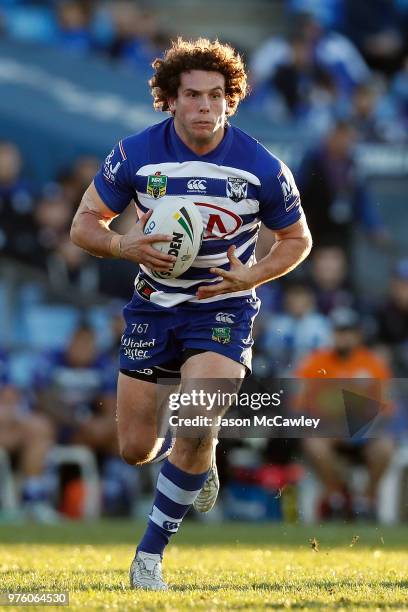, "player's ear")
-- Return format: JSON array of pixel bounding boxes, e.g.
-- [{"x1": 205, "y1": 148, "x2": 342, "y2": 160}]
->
[{"x1": 168, "y1": 97, "x2": 176, "y2": 114}]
